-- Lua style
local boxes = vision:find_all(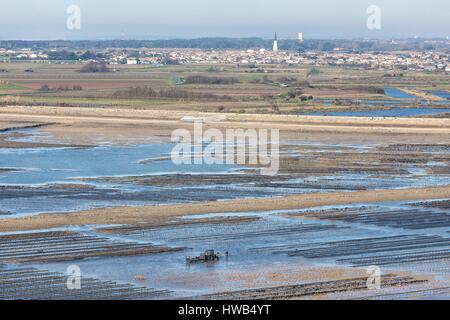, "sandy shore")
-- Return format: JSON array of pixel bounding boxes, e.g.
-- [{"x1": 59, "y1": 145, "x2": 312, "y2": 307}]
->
[
  {"x1": 2, "y1": 105, "x2": 450, "y2": 129},
  {"x1": 1, "y1": 185, "x2": 449, "y2": 232},
  {"x1": 0, "y1": 120, "x2": 87, "y2": 148},
  {"x1": 1, "y1": 105, "x2": 450, "y2": 146}
]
